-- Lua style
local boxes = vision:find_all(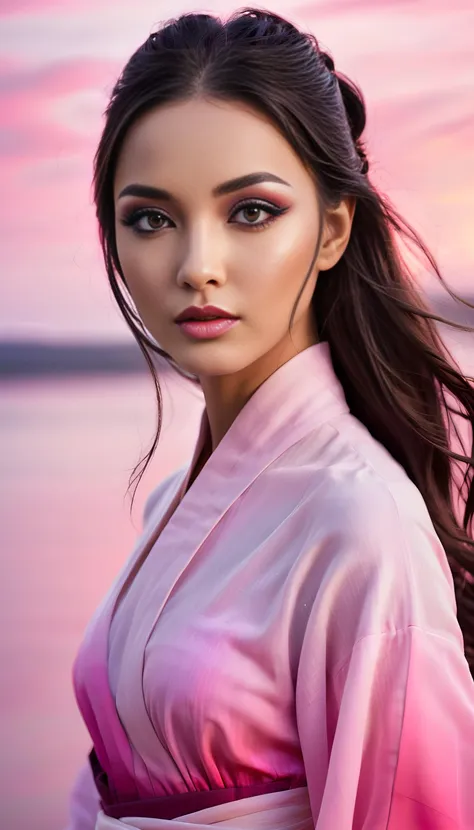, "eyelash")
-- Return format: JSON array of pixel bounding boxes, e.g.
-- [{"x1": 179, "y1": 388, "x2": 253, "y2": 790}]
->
[{"x1": 119, "y1": 199, "x2": 289, "y2": 236}]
